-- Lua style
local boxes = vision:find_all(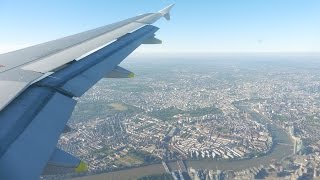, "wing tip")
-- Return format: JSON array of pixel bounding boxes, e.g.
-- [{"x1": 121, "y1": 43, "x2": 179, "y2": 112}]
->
[{"x1": 159, "y1": 4, "x2": 175, "y2": 21}]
